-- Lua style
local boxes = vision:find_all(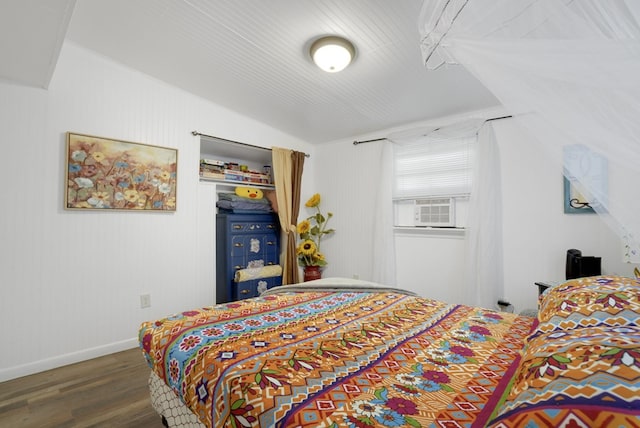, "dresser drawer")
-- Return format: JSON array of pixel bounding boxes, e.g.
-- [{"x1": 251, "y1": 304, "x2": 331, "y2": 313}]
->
[
  {"x1": 235, "y1": 280, "x2": 258, "y2": 300},
  {"x1": 230, "y1": 235, "x2": 278, "y2": 263},
  {"x1": 234, "y1": 276, "x2": 283, "y2": 300},
  {"x1": 230, "y1": 221, "x2": 278, "y2": 234}
]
